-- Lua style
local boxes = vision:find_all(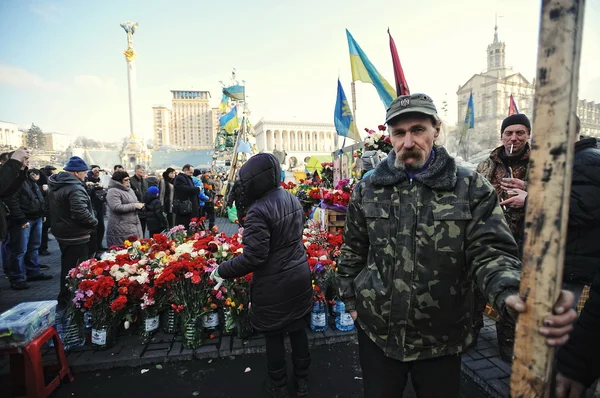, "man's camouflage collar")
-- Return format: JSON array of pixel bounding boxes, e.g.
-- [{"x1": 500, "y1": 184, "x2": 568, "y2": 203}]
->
[{"x1": 370, "y1": 146, "x2": 458, "y2": 190}]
